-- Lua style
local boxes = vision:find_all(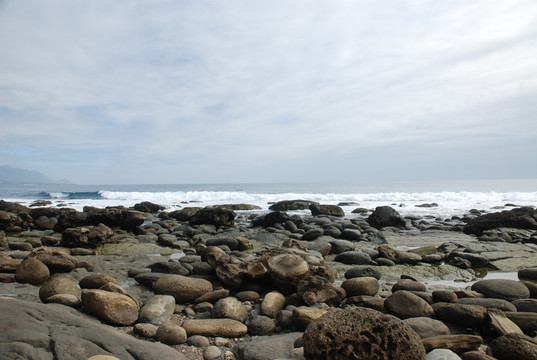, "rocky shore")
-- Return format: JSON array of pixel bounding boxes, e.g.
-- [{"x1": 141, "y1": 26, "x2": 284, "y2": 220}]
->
[{"x1": 1, "y1": 199, "x2": 537, "y2": 359}]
